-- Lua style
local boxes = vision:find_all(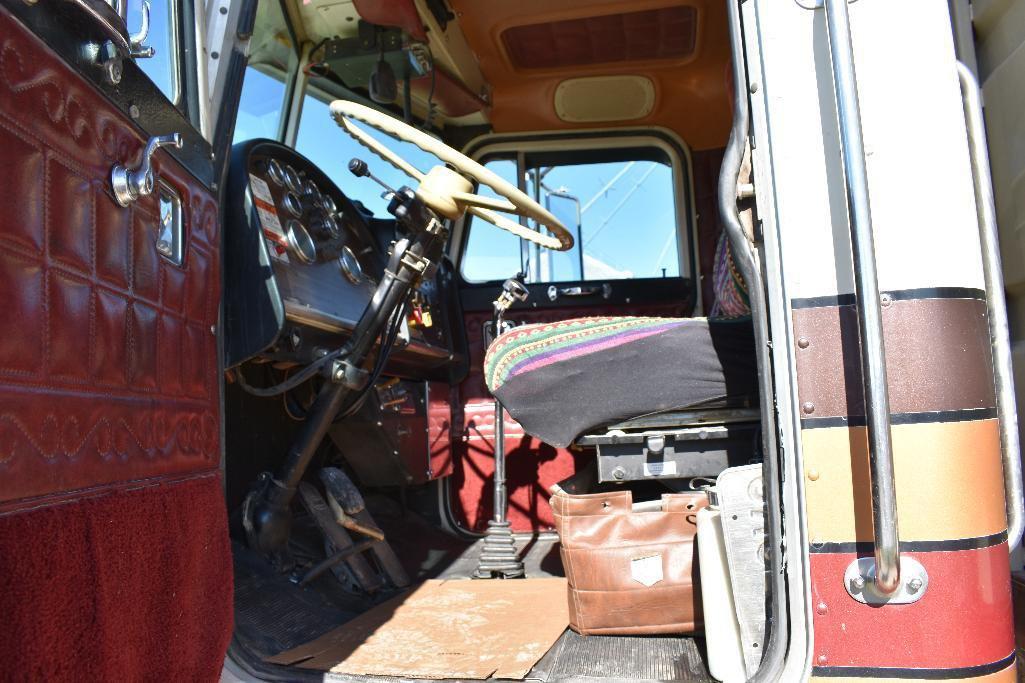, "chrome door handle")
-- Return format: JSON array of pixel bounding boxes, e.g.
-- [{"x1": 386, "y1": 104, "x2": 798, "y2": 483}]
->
[
  {"x1": 111, "y1": 133, "x2": 182, "y2": 206},
  {"x1": 546, "y1": 283, "x2": 612, "y2": 302}
]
